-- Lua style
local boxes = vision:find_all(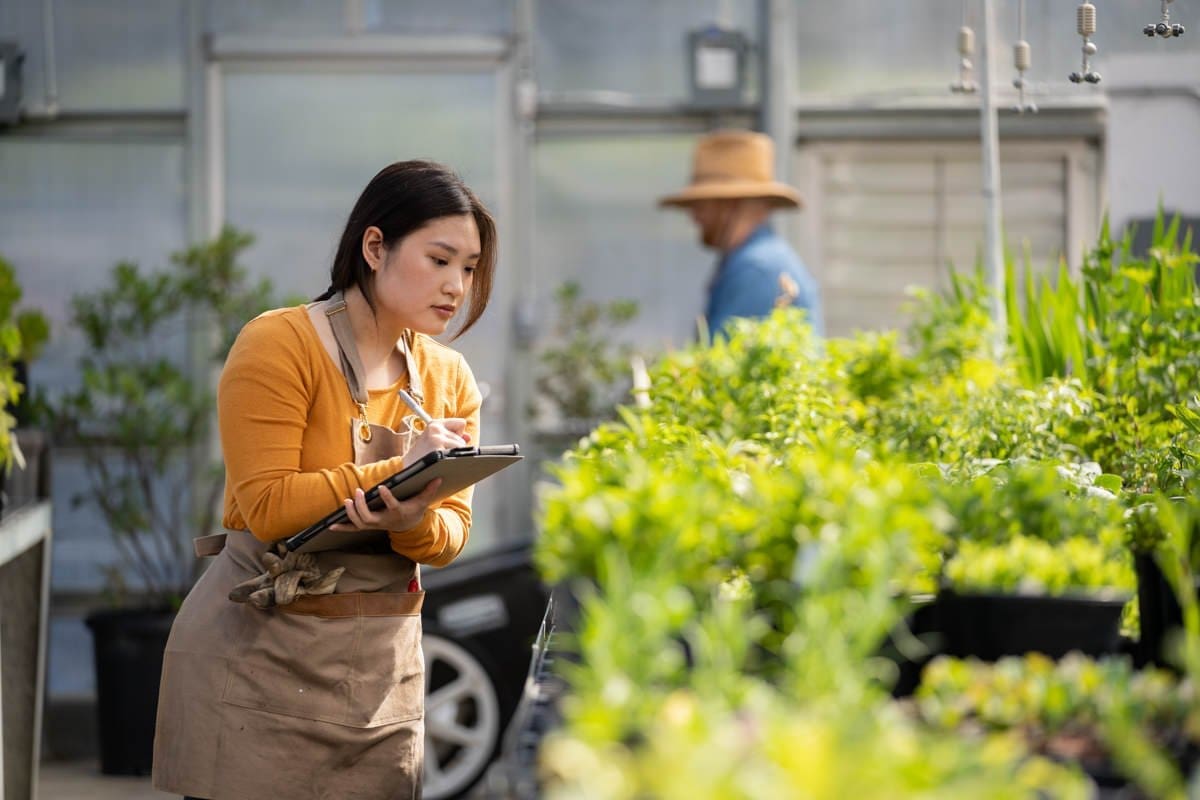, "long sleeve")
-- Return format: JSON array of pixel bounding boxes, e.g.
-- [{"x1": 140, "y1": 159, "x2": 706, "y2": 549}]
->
[
  {"x1": 218, "y1": 312, "x2": 413, "y2": 541},
  {"x1": 387, "y1": 356, "x2": 482, "y2": 566}
]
